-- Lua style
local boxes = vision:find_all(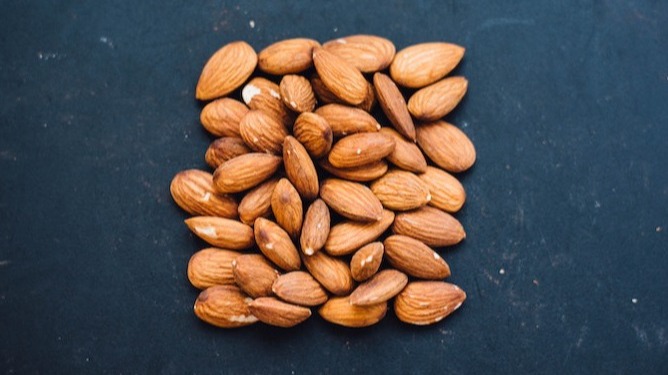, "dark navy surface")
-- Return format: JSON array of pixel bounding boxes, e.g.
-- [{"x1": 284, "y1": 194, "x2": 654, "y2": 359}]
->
[{"x1": 1, "y1": 1, "x2": 667, "y2": 373}]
